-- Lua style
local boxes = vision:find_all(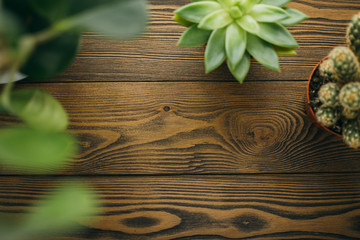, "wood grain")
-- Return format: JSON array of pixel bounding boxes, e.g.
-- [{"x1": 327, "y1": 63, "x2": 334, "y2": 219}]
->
[
  {"x1": 38, "y1": 0, "x2": 360, "y2": 83},
  {"x1": 1, "y1": 174, "x2": 360, "y2": 239},
  {"x1": 1, "y1": 81, "x2": 359, "y2": 175}
]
